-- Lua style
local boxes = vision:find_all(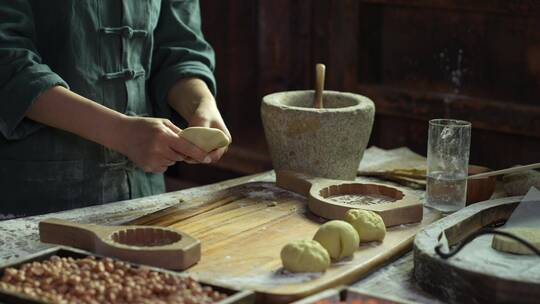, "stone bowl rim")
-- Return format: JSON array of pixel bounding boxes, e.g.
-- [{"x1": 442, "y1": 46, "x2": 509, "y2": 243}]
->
[{"x1": 262, "y1": 90, "x2": 374, "y2": 113}]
